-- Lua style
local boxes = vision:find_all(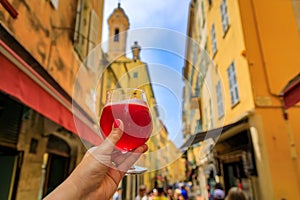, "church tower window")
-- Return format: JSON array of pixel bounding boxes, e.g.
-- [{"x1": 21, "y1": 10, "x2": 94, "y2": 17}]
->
[{"x1": 114, "y1": 28, "x2": 120, "y2": 42}]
